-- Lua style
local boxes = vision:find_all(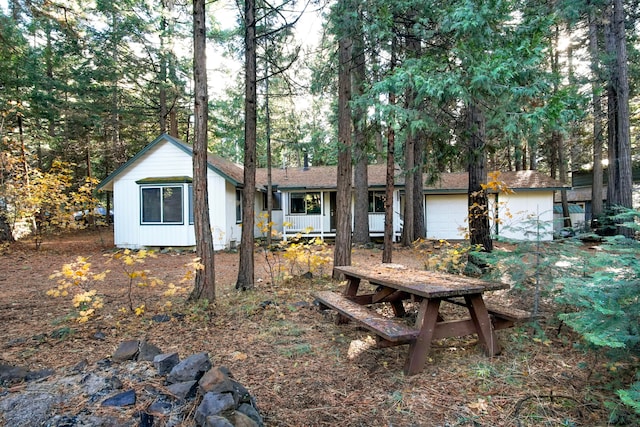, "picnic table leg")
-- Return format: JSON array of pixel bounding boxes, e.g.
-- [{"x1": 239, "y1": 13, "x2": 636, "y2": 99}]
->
[
  {"x1": 464, "y1": 294, "x2": 501, "y2": 356},
  {"x1": 404, "y1": 298, "x2": 441, "y2": 375},
  {"x1": 336, "y1": 276, "x2": 361, "y2": 324},
  {"x1": 343, "y1": 276, "x2": 361, "y2": 297}
]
